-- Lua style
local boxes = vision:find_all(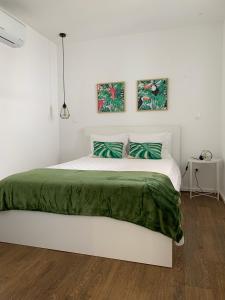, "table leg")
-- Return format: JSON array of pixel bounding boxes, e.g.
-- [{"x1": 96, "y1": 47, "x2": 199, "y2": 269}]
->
[
  {"x1": 190, "y1": 162, "x2": 192, "y2": 199},
  {"x1": 216, "y1": 161, "x2": 220, "y2": 201}
]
